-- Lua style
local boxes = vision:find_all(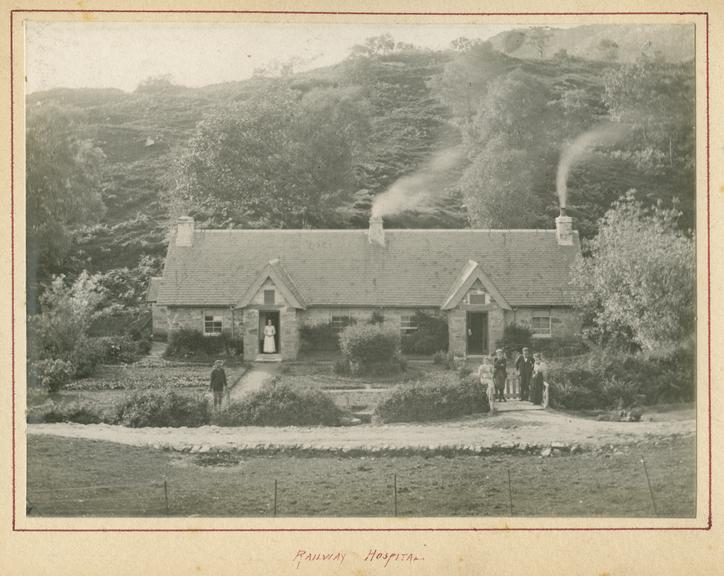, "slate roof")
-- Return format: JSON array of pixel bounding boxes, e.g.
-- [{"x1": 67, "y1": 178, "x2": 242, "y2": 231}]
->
[
  {"x1": 147, "y1": 277, "x2": 162, "y2": 302},
  {"x1": 156, "y1": 228, "x2": 582, "y2": 308}
]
